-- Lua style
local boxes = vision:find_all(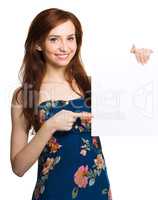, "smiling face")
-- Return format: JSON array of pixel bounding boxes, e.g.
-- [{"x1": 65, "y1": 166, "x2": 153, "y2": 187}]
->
[{"x1": 41, "y1": 20, "x2": 77, "y2": 68}]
